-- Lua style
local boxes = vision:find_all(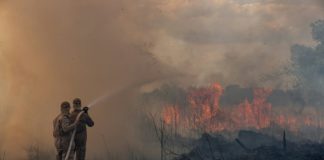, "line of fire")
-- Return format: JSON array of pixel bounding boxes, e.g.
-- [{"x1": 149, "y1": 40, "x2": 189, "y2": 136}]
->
[{"x1": 160, "y1": 83, "x2": 322, "y2": 135}]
